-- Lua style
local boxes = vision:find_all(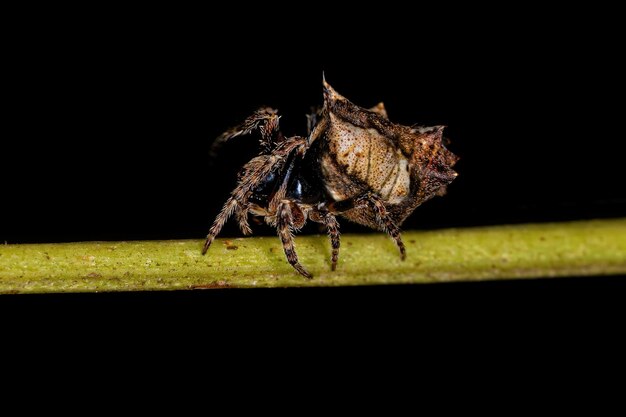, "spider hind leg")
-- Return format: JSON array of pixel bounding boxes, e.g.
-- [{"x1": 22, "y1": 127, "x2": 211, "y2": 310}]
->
[
  {"x1": 328, "y1": 192, "x2": 406, "y2": 261},
  {"x1": 310, "y1": 208, "x2": 341, "y2": 271}
]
